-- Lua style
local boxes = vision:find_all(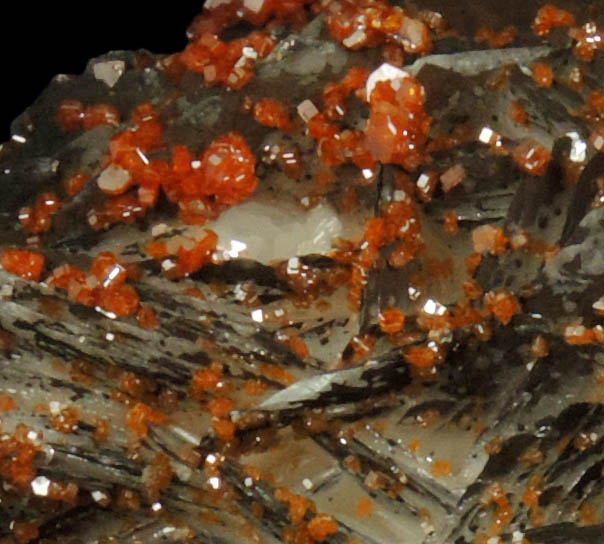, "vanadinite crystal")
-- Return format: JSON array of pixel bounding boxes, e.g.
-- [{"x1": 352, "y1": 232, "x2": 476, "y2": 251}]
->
[{"x1": 1, "y1": 1, "x2": 604, "y2": 543}]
